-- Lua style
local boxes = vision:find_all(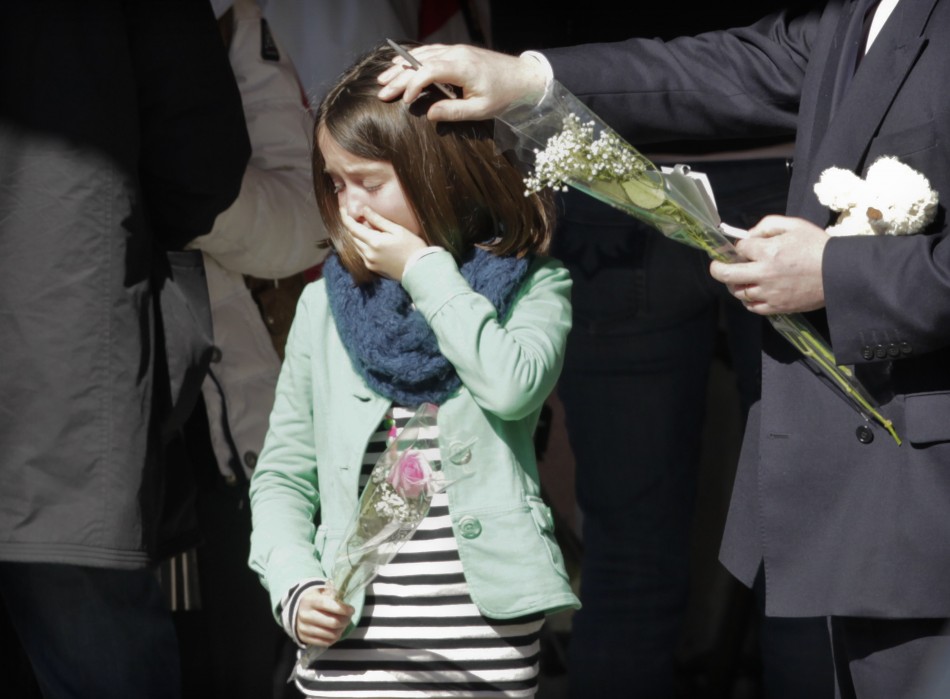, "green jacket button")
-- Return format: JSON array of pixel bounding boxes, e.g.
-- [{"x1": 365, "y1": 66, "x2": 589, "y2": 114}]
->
[
  {"x1": 458, "y1": 515, "x2": 482, "y2": 539},
  {"x1": 450, "y1": 445, "x2": 472, "y2": 465}
]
